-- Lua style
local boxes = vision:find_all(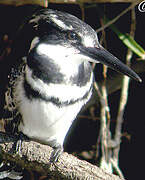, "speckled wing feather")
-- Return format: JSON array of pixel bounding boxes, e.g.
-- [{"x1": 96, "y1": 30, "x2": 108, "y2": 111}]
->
[{"x1": 0, "y1": 57, "x2": 26, "y2": 134}]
